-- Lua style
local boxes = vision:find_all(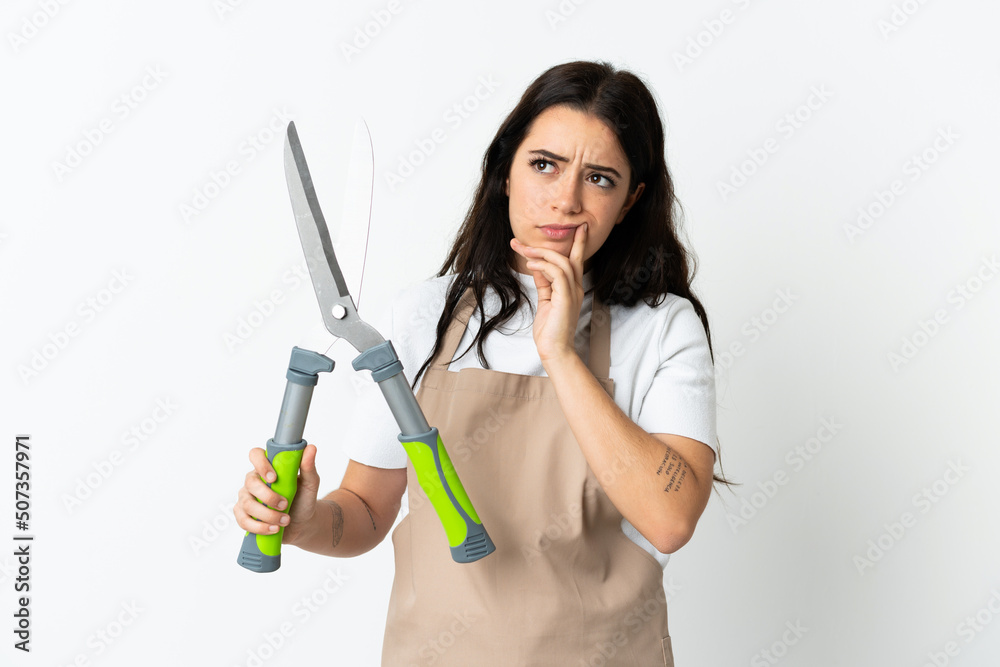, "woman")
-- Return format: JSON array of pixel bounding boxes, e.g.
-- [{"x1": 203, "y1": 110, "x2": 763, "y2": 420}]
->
[{"x1": 235, "y1": 60, "x2": 724, "y2": 666}]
